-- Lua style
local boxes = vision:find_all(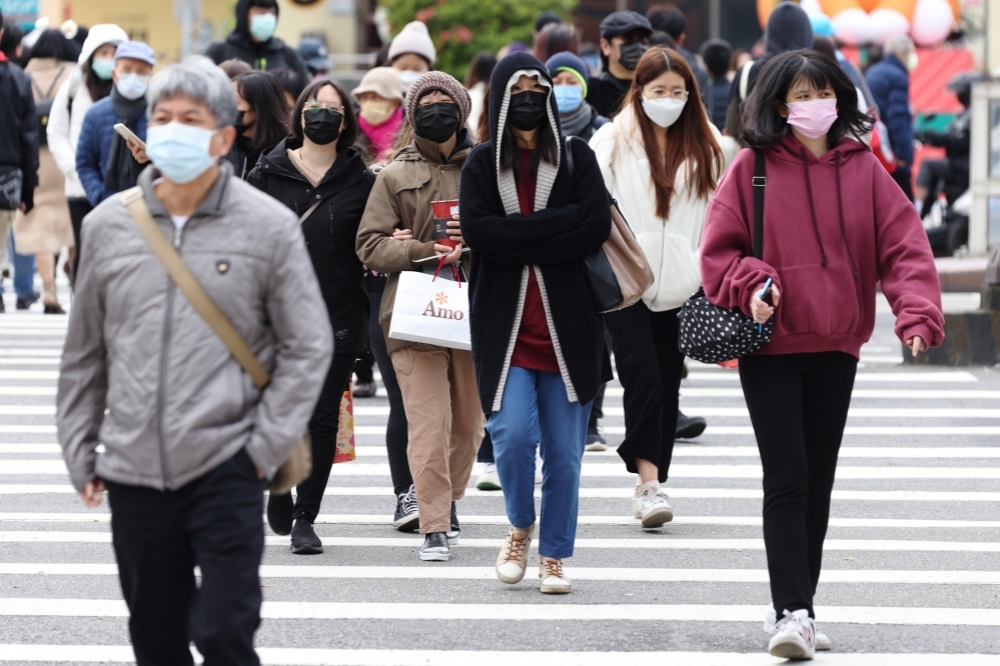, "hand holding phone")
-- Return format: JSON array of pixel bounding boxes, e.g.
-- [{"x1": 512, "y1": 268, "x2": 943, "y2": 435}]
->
[
  {"x1": 114, "y1": 123, "x2": 145, "y2": 150},
  {"x1": 751, "y1": 278, "x2": 780, "y2": 329}
]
